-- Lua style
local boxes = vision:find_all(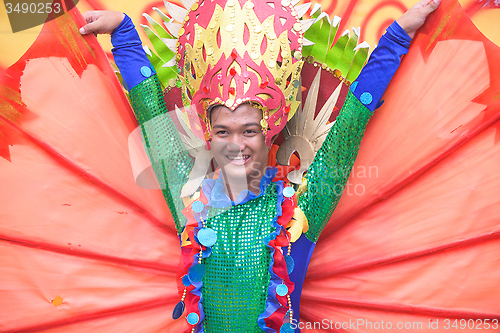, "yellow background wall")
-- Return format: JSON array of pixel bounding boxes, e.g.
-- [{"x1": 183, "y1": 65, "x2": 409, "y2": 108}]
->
[{"x1": 1, "y1": 0, "x2": 499, "y2": 70}]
